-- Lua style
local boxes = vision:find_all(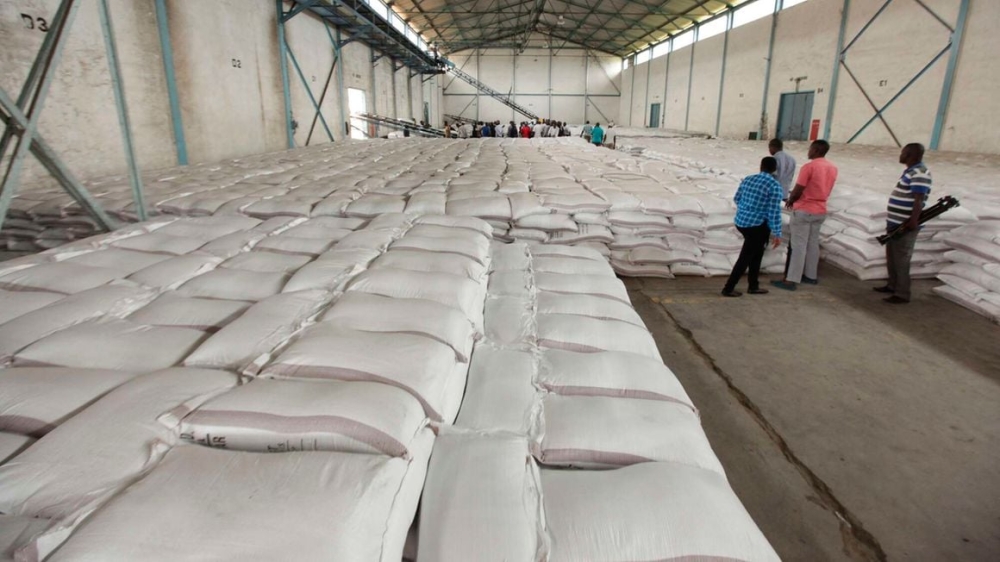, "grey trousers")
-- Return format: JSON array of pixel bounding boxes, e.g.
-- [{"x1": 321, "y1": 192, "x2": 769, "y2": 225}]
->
[
  {"x1": 786, "y1": 211, "x2": 826, "y2": 283},
  {"x1": 886, "y1": 228, "x2": 919, "y2": 301}
]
